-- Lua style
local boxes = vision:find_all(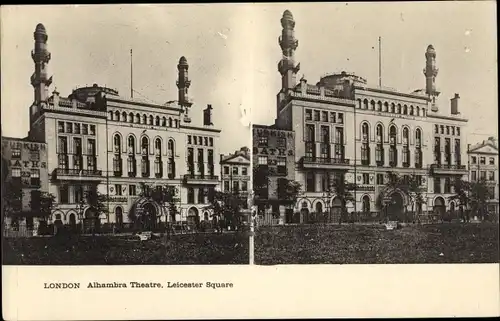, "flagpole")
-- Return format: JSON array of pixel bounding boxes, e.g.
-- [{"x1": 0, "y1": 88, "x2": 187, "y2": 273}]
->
[
  {"x1": 378, "y1": 36, "x2": 382, "y2": 88},
  {"x1": 130, "y1": 49, "x2": 134, "y2": 99}
]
